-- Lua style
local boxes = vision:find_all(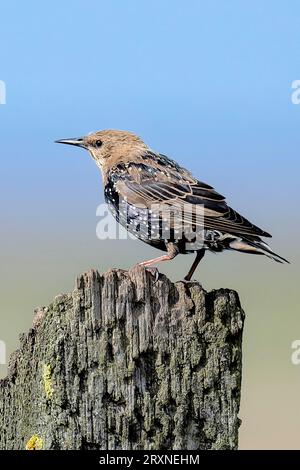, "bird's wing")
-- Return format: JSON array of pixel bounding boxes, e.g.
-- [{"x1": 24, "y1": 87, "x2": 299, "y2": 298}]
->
[{"x1": 108, "y1": 158, "x2": 271, "y2": 238}]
